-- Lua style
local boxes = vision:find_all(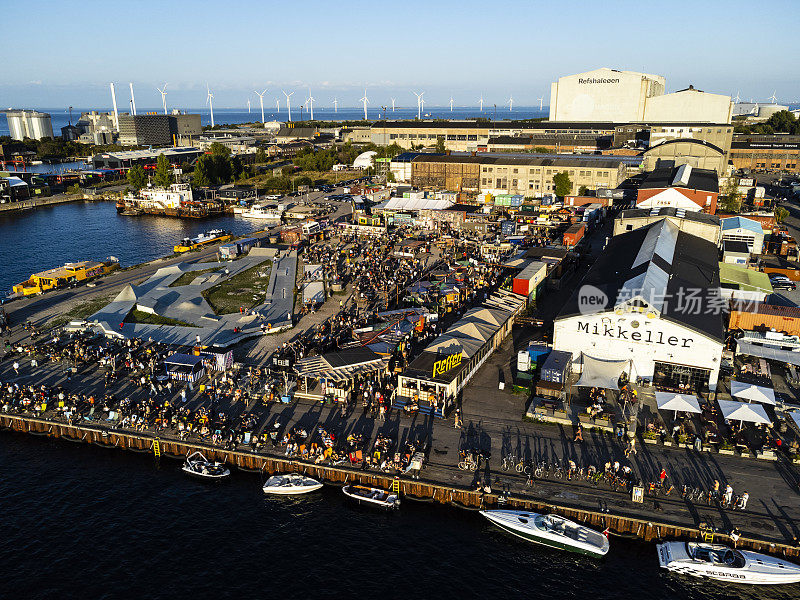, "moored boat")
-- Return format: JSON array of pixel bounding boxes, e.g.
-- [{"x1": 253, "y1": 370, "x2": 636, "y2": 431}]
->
[
  {"x1": 181, "y1": 451, "x2": 230, "y2": 480},
  {"x1": 342, "y1": 484, "x2": 400, "y2": 509},
  {"x1": 240, "y1": 204, "x2": 284, "y2": 221},
  {"x1": 657, "y1": 541, "x2": 800, "y2": 585},
  {"x1": 480, "y1": 510, "x2": 609, "y2": 557},
  {"x1": 174, "y1": 229, "x2": 231, "y2": 253},
  {"x1": 263, "y1": 474, "x2": 323, "y2": 495}
]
